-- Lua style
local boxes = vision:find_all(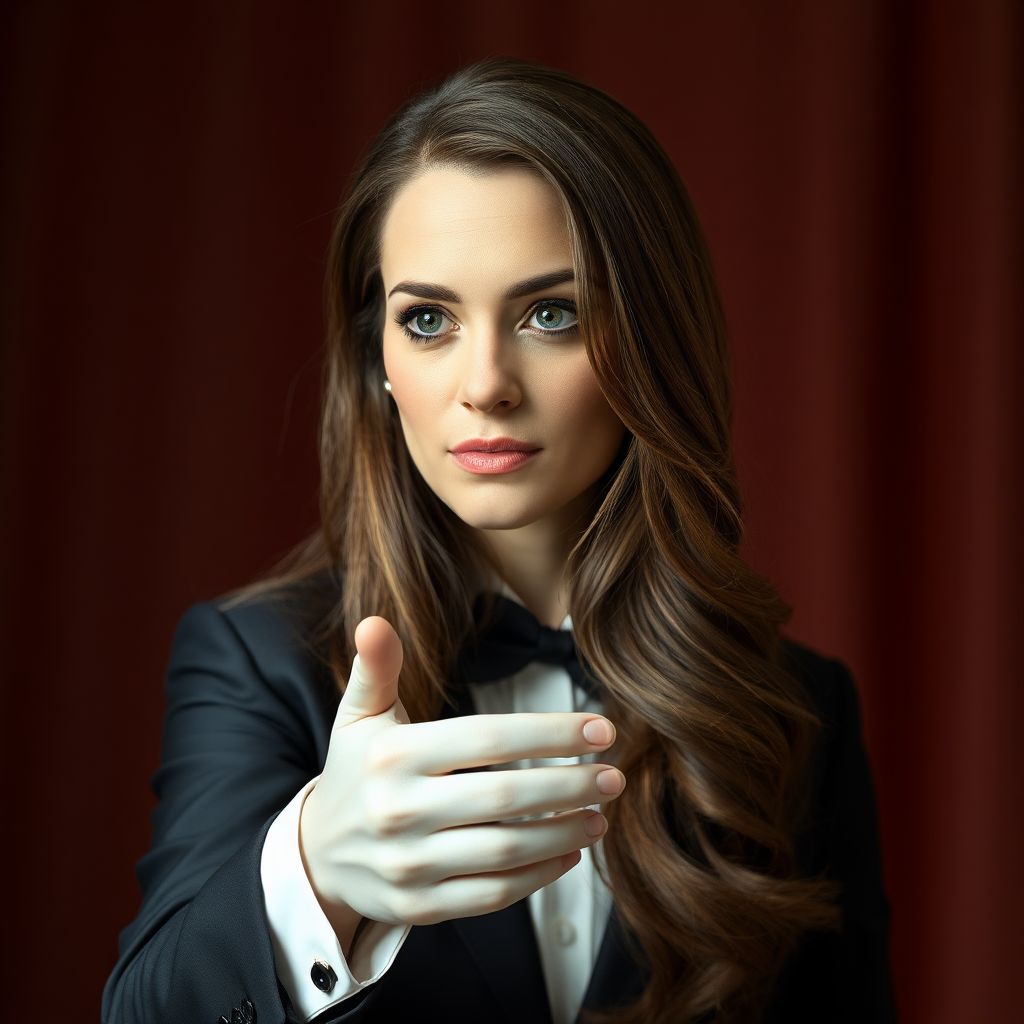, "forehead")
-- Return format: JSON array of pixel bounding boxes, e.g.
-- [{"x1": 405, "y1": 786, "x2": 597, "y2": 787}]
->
[{"x1": 380, "y1": 165, "x2": 572, "y2": 289}]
